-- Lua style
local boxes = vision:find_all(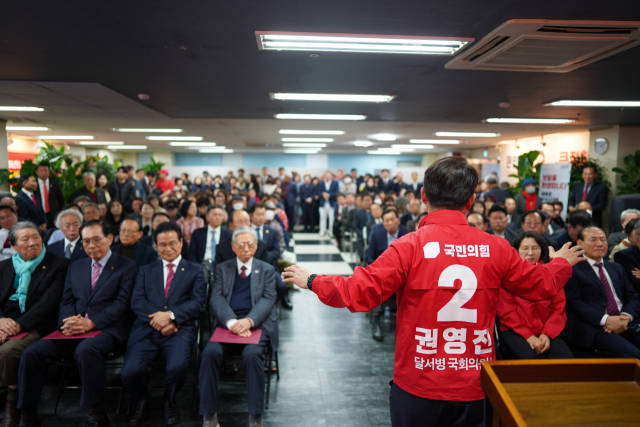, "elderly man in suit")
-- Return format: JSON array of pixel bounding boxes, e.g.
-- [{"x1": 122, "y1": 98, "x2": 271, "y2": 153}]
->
[
  {"x1": 0, "y1": 205, "x2": 19, "y2": 262},
  {"x1": 111, "y1": 218, "x2": 157, "y2": 272},
  {"x1": 122, "y1": 222, "x2": 206, "y2": 426},
  {"x1": 47, "y1": 209, "x2": 88, "y2": 262},
  {"x1": 72, "y1": 172, "x2": 107, "y2": 206},
  {"x1": 17, "y1": 220, "x2": 135, "y2": 427},
  {"x1": 199, "y1": 226, "x2": 278, "y2": 427},
  {"x1": 615, "y1": 220, "x2": 640, "y2": 293},
  {"x1": 567, "y1": 165, "x2": 609, "y2": 227},
  {"x1": 33, "y1": 164, "x2": 65, "y2": 229},
  {"x1": 317, "y1": 171, "x2": 339, "y2": 238},
  {"x1": 565, "y1": 226, "x2": 640, "y2": 358},
  {"x1": 188, "y1": 204, "x2": 231, "y2": 275},
  {"x1": 0, "y1": 222, "x2": 70, "y2": 427},
  {"x1": 486, "y1": 205, "x2": 518, "y2": 244},
  {"x1": 15, "y1": 175, "x2": 46, "y2": 232}
]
